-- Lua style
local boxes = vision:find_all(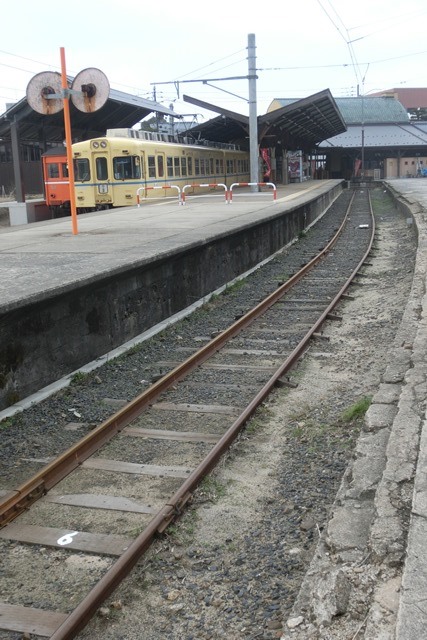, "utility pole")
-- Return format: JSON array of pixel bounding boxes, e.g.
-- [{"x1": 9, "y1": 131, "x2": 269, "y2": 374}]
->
[{"x1": 247, "y1": 33, "x2": 259, "y2": 191}]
